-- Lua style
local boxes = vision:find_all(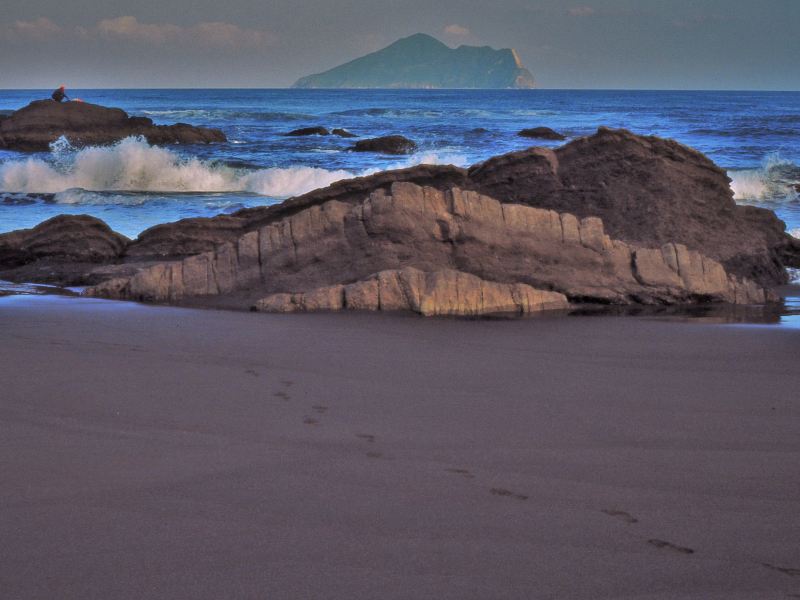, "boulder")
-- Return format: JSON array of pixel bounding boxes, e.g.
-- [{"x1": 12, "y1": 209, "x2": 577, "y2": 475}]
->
[
  {"x1": 518, "y1": 127, "x2": 566, "y2": 141},
  {"x1": 332, "y1": 128, "x2": 357, "y2": 138},
  {"x1": 351, "y1": 135, "x2": 417, "y2": 155},
  {"x1": 86, "y1": 182, "x2": 771, "y2": 312},
  {"x1": 0, "y1": 215, "x2": 129, "y2": 284},
  {"x1": 0, "y1": 100, "x2": 226, "y2": 151},
  {"x1": 284, "y1": 126, "x2": 330, "y2": 136}
]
